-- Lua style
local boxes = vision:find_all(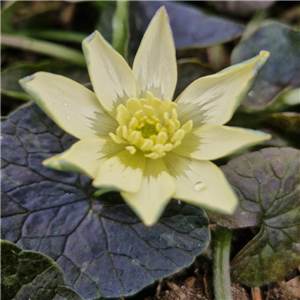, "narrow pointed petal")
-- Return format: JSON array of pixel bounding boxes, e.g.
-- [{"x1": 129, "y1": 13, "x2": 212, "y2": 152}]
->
[
  {"x1": 93, "y1": 151, "x2": 146, "y2": 193},
  {"x1": 43, "y1": 137, "x2": 125, "y2": 178},
  {"x1": 173, "y1": 125, "x2": 271, "y2": 160},
  {"x1": 175, "y1": 51, "x2": 270, "y2": 126},
  {"x1": 133, "y1": 7, "x2": 177, "y2": 100},
  {"x1": 164, "y1": 153, "x2": 237, "y2": 214},
  {"x1": 121, "y1": 158, "x2": 175, "y2": 226},
  {"x1": 82, "y1": 31, "x2": 137, "y2": 116},
  {"x1": 19, "y1": 72, "x2": 118, "y2": 139}
]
